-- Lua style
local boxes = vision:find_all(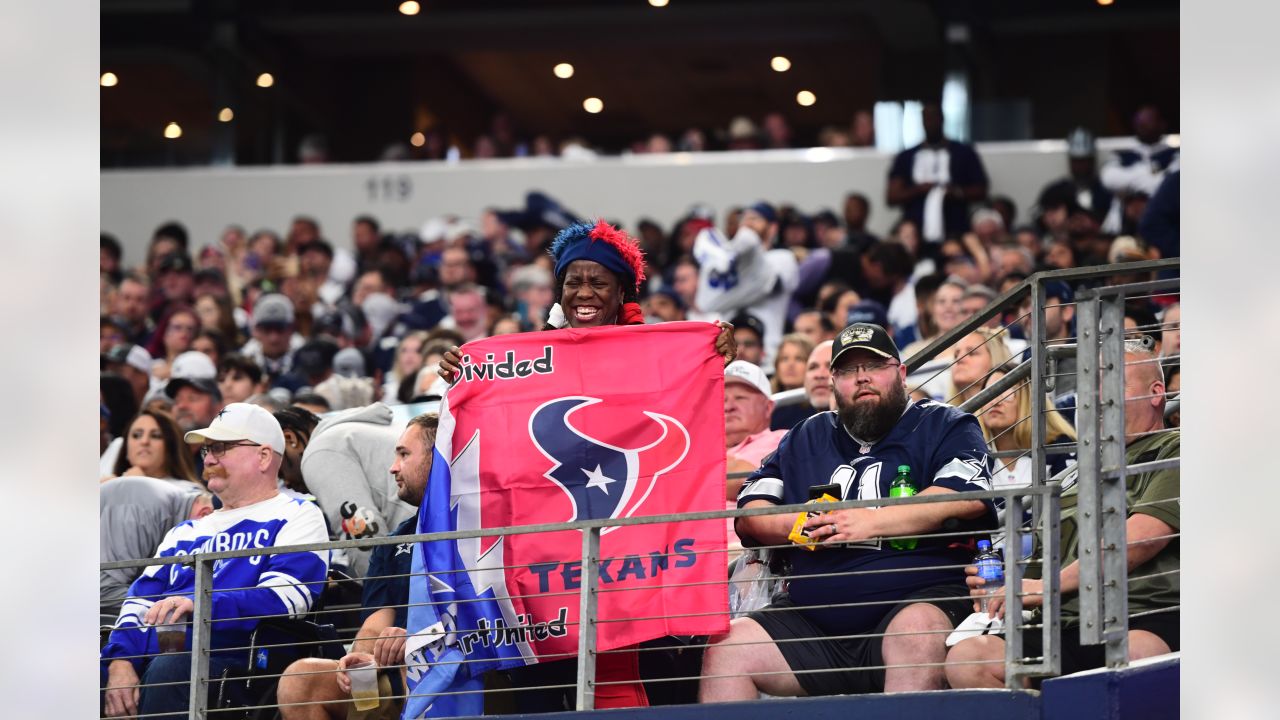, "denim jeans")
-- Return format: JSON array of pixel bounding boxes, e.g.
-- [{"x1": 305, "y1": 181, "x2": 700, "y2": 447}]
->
[{"x1": 102, "y1": 653, "x2": 243, "y2": 719}]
